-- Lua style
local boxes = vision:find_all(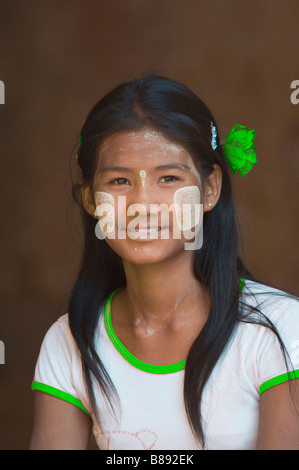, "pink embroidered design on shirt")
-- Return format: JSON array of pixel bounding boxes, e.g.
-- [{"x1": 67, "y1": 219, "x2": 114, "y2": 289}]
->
[{"x1": 93, "y1": 427, "x2": 158, "y2": 449}]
